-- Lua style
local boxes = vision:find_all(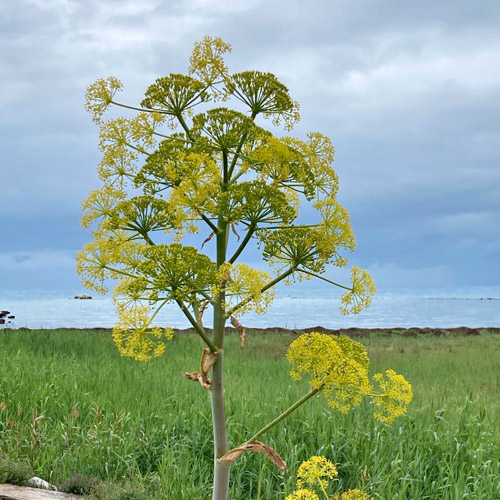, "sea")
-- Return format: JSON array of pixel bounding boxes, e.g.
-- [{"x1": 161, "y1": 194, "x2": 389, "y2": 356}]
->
[{"x1": 1, "y1": 286, "x2": 500, "y2": 330}]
